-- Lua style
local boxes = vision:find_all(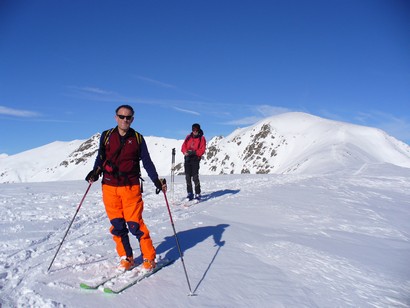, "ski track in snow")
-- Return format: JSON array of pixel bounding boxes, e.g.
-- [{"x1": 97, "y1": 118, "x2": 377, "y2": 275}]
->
[{"x1": 0, "y1": 172, "x2": 410, "y2": 307}]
